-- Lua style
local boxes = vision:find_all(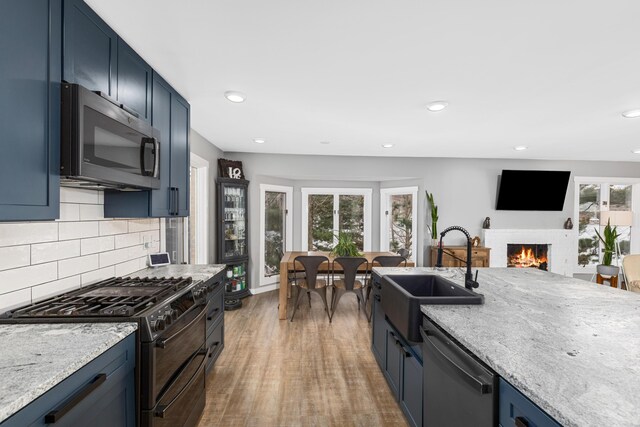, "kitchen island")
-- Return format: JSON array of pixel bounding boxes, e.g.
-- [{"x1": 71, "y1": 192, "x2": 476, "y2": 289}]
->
[
  {"x1": 0, "y1": 322, "x2": 137, "y2": 423},
  {"x1": 374, "y1": 267, "x2": 640, "y2": 427}
]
